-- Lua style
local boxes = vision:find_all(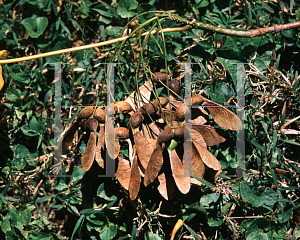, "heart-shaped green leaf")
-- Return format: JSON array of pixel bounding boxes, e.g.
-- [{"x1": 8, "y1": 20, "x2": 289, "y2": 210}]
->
[{"x1": 21, "y1": 17, "x2": 48, "y2": 38}]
